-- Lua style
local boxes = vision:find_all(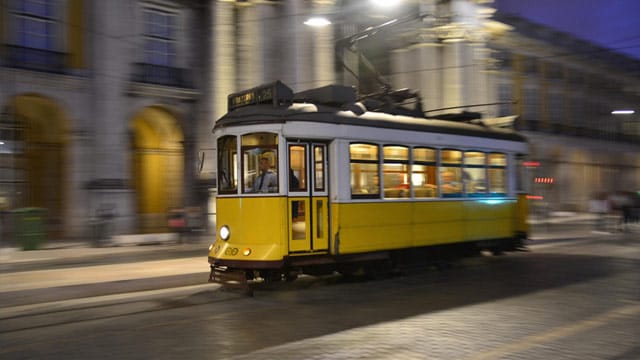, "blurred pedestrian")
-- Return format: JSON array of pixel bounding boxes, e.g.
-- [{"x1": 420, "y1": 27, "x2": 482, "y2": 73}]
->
[{"x1": 589, "y1": 192, "x2": 609, "y2": 231}]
